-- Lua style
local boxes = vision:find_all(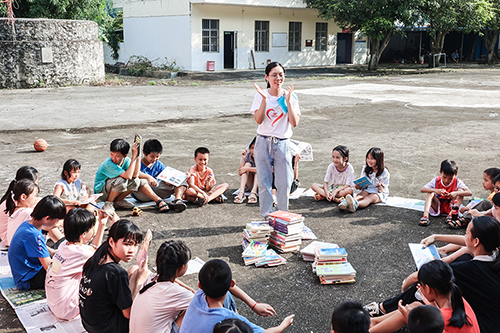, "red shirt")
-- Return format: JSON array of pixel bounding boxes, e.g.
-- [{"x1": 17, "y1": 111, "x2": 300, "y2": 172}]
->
[
  {"x1": 441, "y1": 298, "x2": 480, "y2": 333},
  {"x1": 435, "y1": 176, "x2": 458, "y2": 215}
]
